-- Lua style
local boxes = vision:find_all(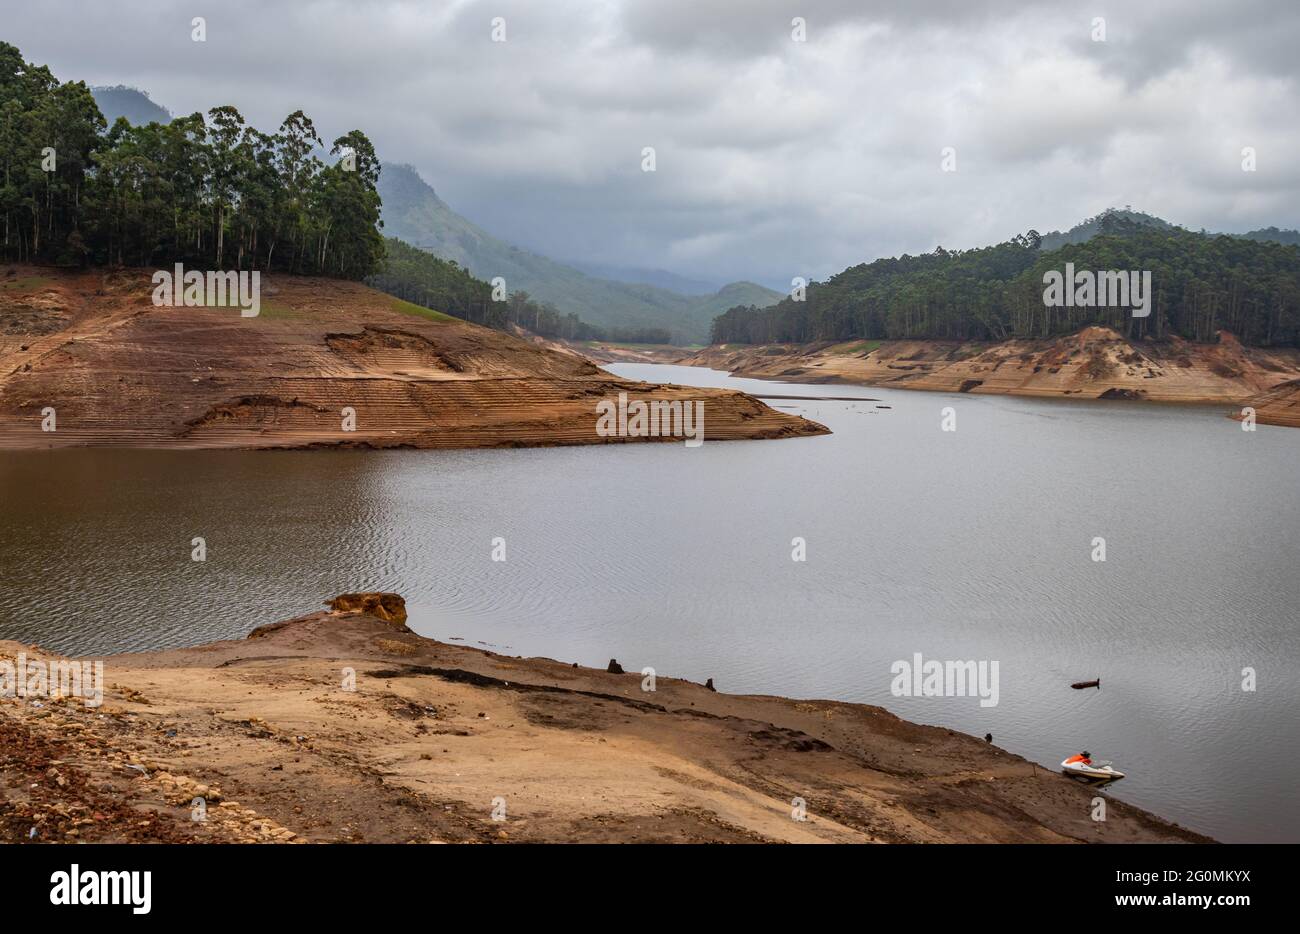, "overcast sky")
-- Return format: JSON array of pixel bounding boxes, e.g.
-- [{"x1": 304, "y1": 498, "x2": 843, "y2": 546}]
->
[{"x1": 7, "y1": 0, "x2": 1299, "y2": 287}]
